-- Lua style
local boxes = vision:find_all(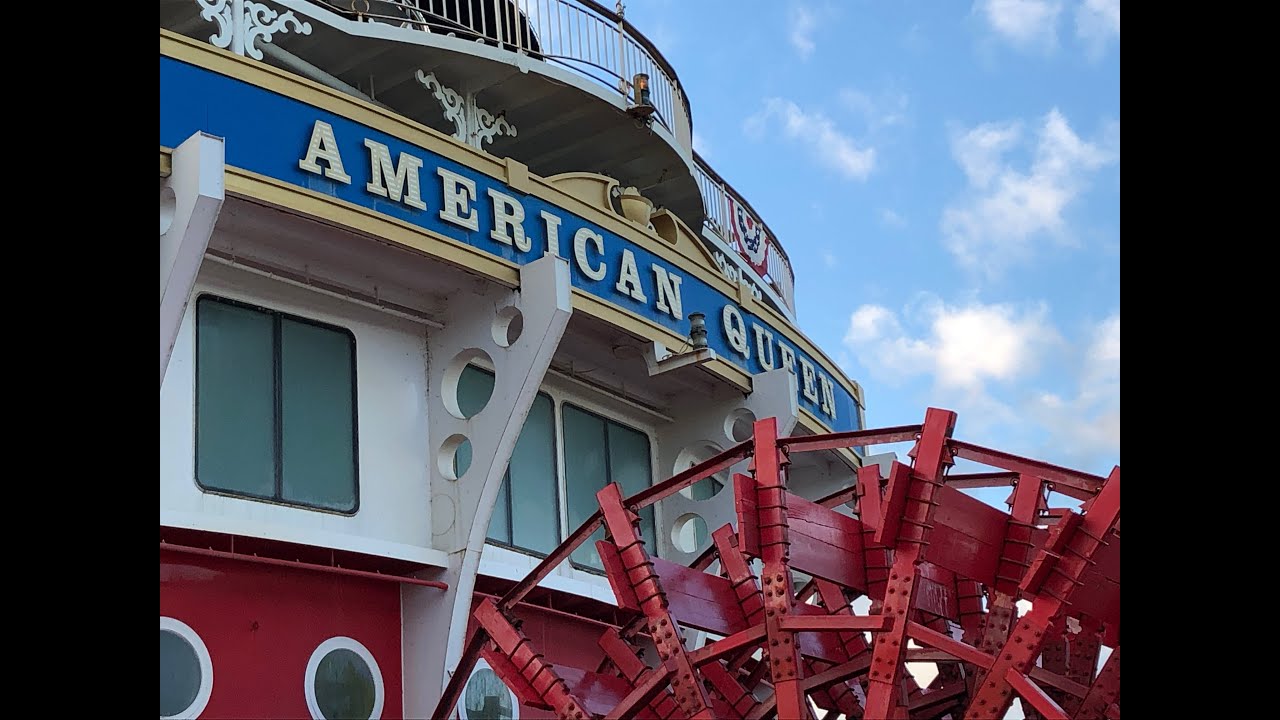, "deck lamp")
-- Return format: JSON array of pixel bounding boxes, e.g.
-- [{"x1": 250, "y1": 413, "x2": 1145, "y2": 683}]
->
[
  {"x1": 633, "y1": 73, "x2": 651, "y2": 107},
  {"x1": 628, "y1": 73, "x2": 655, "y2": 121},
  {"x1": 689, "y1": 312, "x2": 708, "y2": 350}
]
